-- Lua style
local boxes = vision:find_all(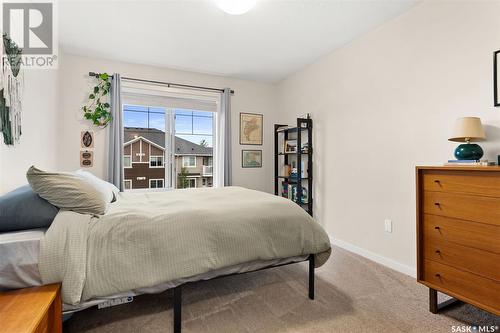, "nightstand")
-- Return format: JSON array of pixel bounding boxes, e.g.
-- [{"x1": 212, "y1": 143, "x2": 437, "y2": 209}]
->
[{"x1": 0, "y1": 283, "x2": 62, "y2": 333}]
